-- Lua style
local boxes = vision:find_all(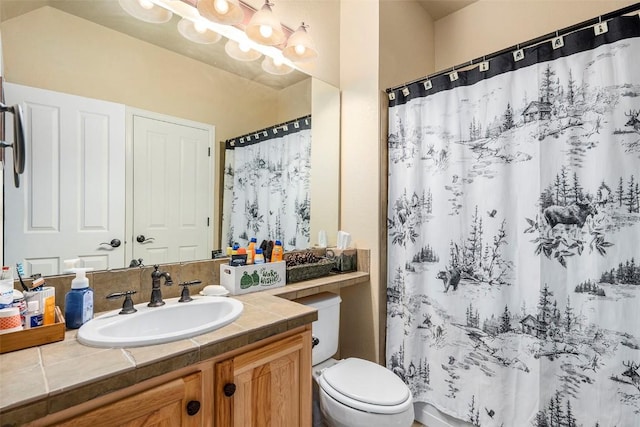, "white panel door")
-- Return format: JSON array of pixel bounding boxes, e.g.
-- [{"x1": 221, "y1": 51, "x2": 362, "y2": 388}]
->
[
  {"x1": 132, "y1": 115, "x2": 211, "y2": 265},
  {"x1": 3, "y1": 83, "x2": 125, "y2": 275}
]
